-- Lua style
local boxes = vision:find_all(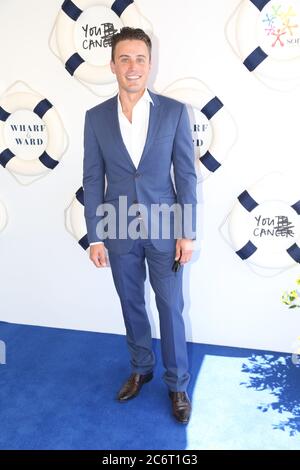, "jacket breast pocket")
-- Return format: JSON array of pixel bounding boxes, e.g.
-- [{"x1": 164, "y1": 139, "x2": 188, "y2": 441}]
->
[{"x1": 154, "y1": 134, "x2": 173, "y2": 144}]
